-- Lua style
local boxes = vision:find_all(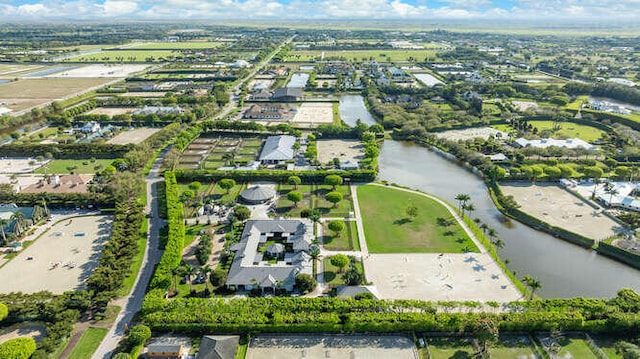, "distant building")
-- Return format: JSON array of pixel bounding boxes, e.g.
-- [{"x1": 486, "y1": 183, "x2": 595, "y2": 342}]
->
[
  {"x1": 272, "y1": 87, "x2": 302, "y2": 102},
  {"x1": 147, "y1": 343, "x2": 184, "y2": 359},
  {"x1": 80, "y1": 121, "x2": 100, "y2": 134},
  {"x1": 243, "y1": 104, "x2": 285, "y2": 120},
  {"x1": 0, "y1": 107, "x2": 12, "y2": 116},
  {"x1": 21, "y1": 174, "x2": 94, "y2": 194},
  {"x1": 259, "y1": 135, "x2": 296, "y2": 164},
  {"x1": 230, "y1": 59, "x2": 251, "y2": 68},
  {"x1": 133, "y1": 106, "x2": 183, "y2": 115},
  {"x1": 226, "y1": 219, "x2": 314, "y2": 293},
  {"x1": 197, "y1": 335, "x2": 239, "y2": 359}
]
